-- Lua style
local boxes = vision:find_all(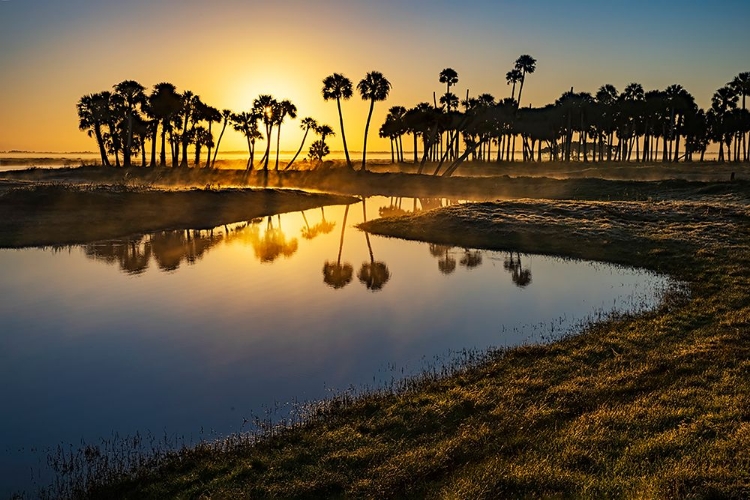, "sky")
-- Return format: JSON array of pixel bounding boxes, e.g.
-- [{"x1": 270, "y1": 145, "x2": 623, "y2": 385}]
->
[{"x1": 0, "y1": 0, "x2": 748, "y2": 153}]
